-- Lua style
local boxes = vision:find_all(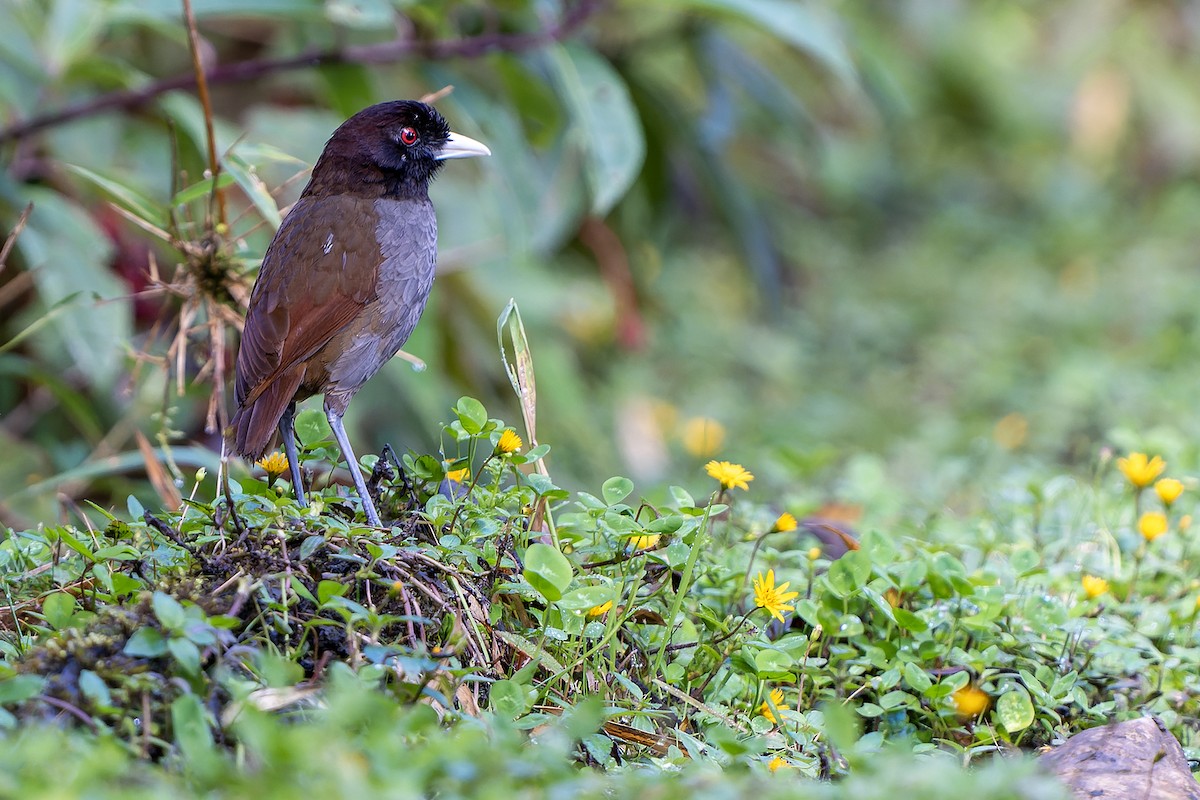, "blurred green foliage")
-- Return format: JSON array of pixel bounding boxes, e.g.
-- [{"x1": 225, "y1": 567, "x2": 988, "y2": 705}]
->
[{"x1": 3, "y1": 1, "x2": 1200, "y2": 536}]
